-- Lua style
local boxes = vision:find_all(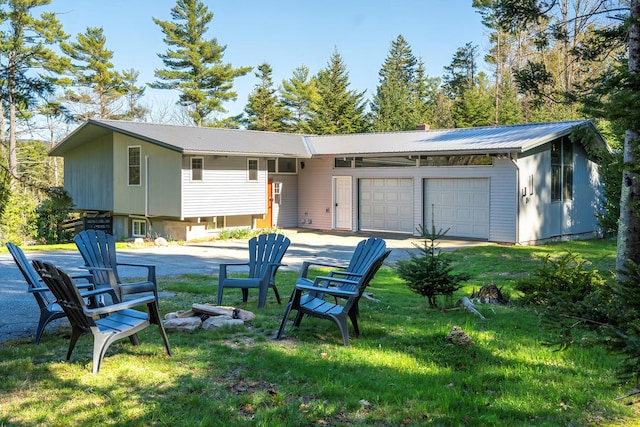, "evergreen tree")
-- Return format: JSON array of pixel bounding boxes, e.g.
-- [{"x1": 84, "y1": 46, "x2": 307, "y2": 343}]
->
[
  {"x1": 370, "y1": 35, "x2": 420, "y2": 131},
  {"x1": 242, "y1": 63, "x2": 290, "y2": 131},
  {"x1": 280, "y1": 65, "x2": 319, "y2": 133},
  {"x1": 0, "y1": 0, "x2": 69, "y2": 185},
  {"x1": 454, "y1": 72, "x2": 494, "y2": 128},
  {"x1": 60, "y1": 26, "x2": 125, "y2": 120},
  {"x1": 118, "y1": 68, "x2": 148, "y2": 121},
  {"x1": 442, "y1": 42, "x2": 478, "y2": 100},
  {"x1": 307, "y1": 49, "x2": 367, "y2": 135},
  {"x1": 152, "y1": 0, "x2": 251, "y2": 126}
]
